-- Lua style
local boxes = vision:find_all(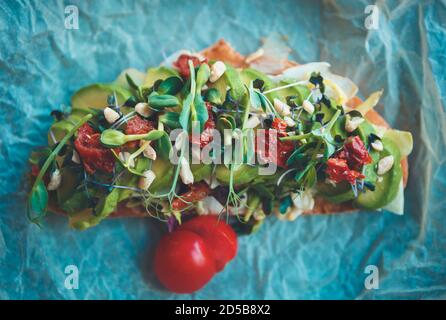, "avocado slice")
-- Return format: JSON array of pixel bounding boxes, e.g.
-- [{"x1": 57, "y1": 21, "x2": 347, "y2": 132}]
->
[
  {"x1": 240, "y1": 68, "x2": 281, "y2": 100},
  {"x1": 355, "y1": 137, "x2": 402, "y2": 209},
  {"x1": 148, "y1": 158, "x2": 175, "y2": 193},
  {"x1": 114, "y1": 68, "x2": 146, "y2": 90},
  {"x1": 191, "y1": 163, "x2": 212, "y2": 182},
  {"x1": 143, "y1": 66, "x2": 179, "y2": 88},
  {"x1": 317, "y1": 181, "x2": 355, "y2": 204},
  {"x1": 215, "y1": 164, "x2": 258, "y2": 185},
  {"x1": 71, "y1": 84, "x2": 131, "y2": 110}
]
